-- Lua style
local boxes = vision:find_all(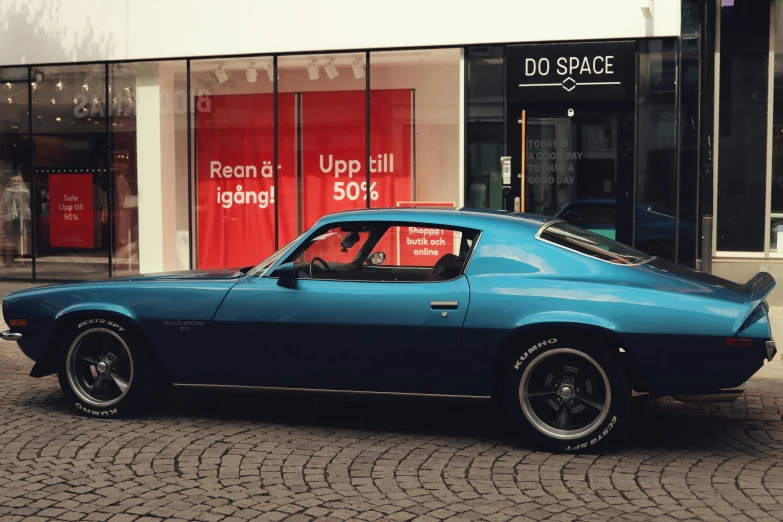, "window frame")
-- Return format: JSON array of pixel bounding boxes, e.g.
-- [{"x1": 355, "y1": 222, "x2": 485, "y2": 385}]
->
[
  {"x1": 535, "y1": 219, "x2": 653, "y2": 266},
  {"x1": 269, "y1": 220, "x2": 483, "y2": 284}
]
